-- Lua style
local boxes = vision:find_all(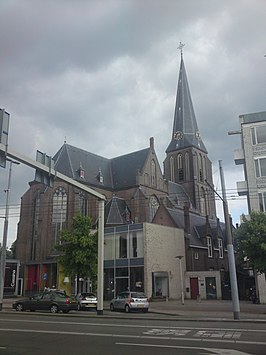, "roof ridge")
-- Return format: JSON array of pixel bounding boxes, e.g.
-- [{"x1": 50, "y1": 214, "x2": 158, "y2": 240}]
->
[{"x1": 65, "y1": 144, "x2": 75, "y2": 178}]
